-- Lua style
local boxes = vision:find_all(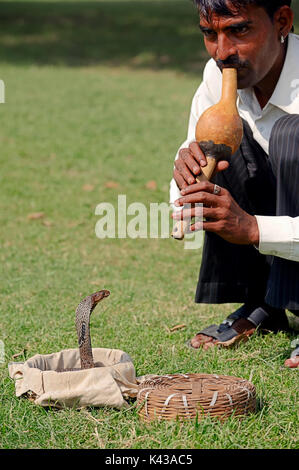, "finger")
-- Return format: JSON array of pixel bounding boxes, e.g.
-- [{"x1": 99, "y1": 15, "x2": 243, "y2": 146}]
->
[
  {"x1": 188, "y1": 219, "x2": 219, "y2": 233},
  {"x1": 202, "y1": 220, "x2": 223, "y2": 233},
  {"x1": 189, "y1": 142, "x2": 207, "y2": 167},
  {"x1": 175, "y1": 191, "x2": 220, "y2": 207},
  {"x1": 202, "y1": 207, "x2": 222, "y2": 220},
  {"x1": 186, "y1": 220, "x2": 204, "y2": 233},
  {"x1": 215, "y1": 161, "x2": 230, "y2": 173},
  {"x1": 180, "y1": 181, "x2": 219, "y2": 196},
  {"x1": 172, "y1": 206, "x2": 204, "y2": 220},
  {"x1": 179, "y1": 148, "x2": 201, "y2": 176},
  {"x1": 173, "y1": 169, "x2": 188, "y2": 190},
  {"x1": 184, "y1": 154, "x2": 201, "y2": 176},
  {"x1": 174, "y1": 159, "x2": 196, "y2": 185},
  {"x1": 179, "y1": 148, "x2": 190, "y2": 159}
]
